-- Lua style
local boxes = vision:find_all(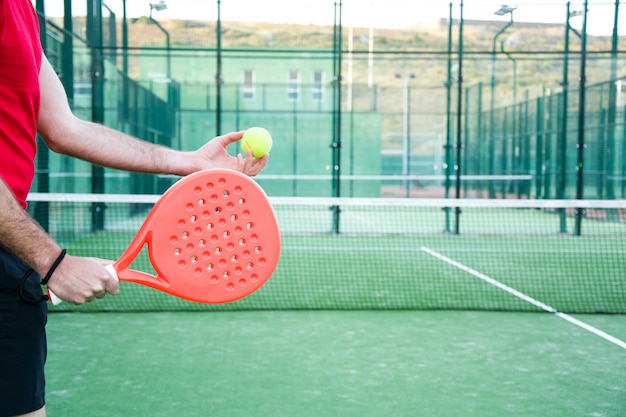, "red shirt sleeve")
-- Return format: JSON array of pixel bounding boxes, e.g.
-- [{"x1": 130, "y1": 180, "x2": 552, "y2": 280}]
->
[{"x1": 0, "y1": 0, "x2": 43, "y2": 208}]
